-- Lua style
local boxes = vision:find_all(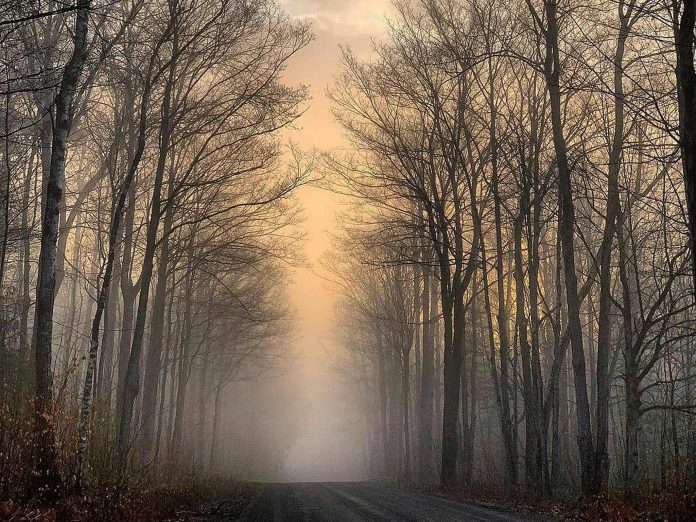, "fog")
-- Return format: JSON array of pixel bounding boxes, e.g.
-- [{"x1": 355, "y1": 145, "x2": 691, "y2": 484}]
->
[
  {"x1": 230, "y1": 0, "x2": 395, "y2": 482},
  {"x1": 219, "y1": 181, "x2": 370, "y2": 482},
  {"x1": 1, "y1": 2, "x2": 695, "y2": 519}
]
